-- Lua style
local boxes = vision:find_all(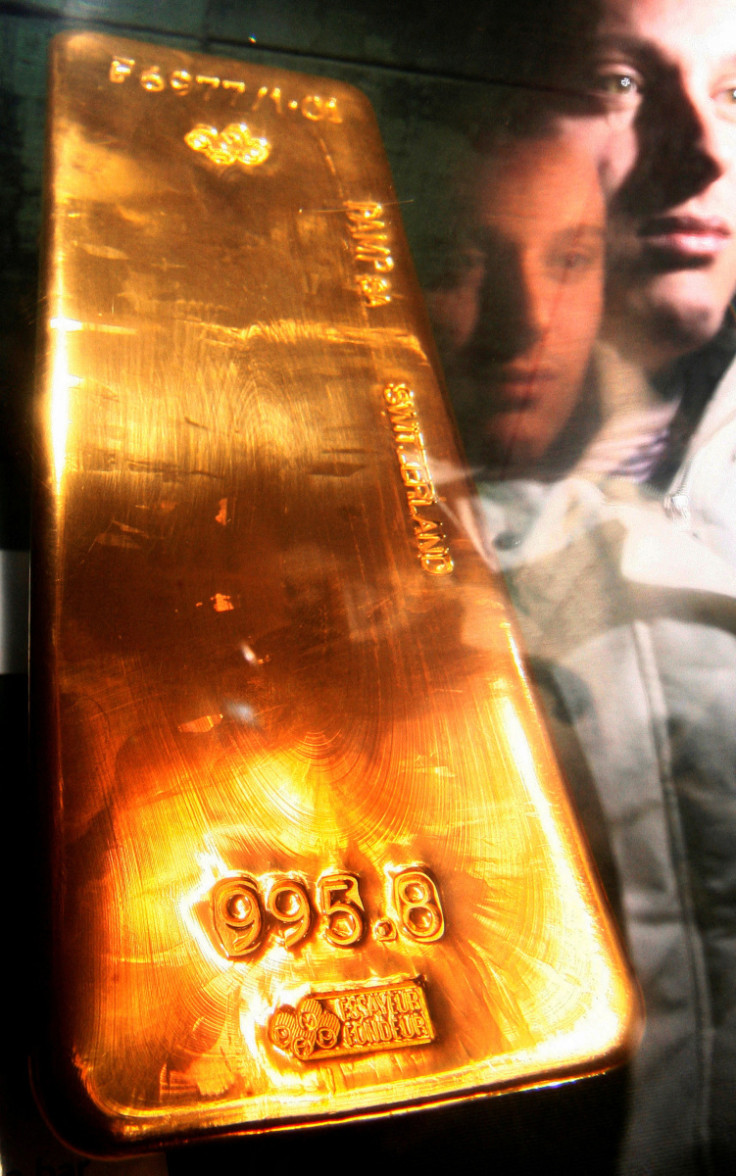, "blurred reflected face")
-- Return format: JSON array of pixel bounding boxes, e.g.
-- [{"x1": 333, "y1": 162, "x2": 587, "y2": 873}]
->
[
  {"x1": 429, "y1": 139, "x2": 604, "y2": 472},
  {"x1": 560, "y1": 0, "x2": 736, "y2": 368}
]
